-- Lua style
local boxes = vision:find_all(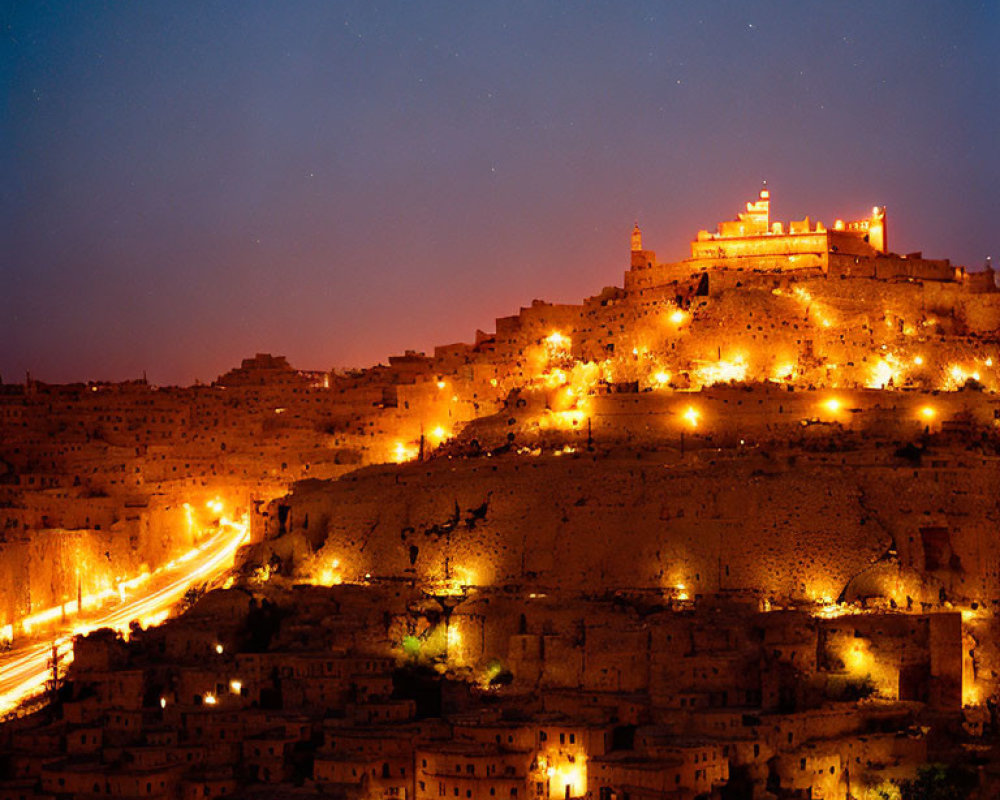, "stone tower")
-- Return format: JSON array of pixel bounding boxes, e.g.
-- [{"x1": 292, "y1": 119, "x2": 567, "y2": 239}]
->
[
  {"x1": 738, "y1": 184, "x2": 770, "y2": 235},
  {"x1": 868, "y1": 206, "x2": 887, "y2": 254},
  {"x1": 631, "y1": 223, "x2": 643, "y2": 252}
]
